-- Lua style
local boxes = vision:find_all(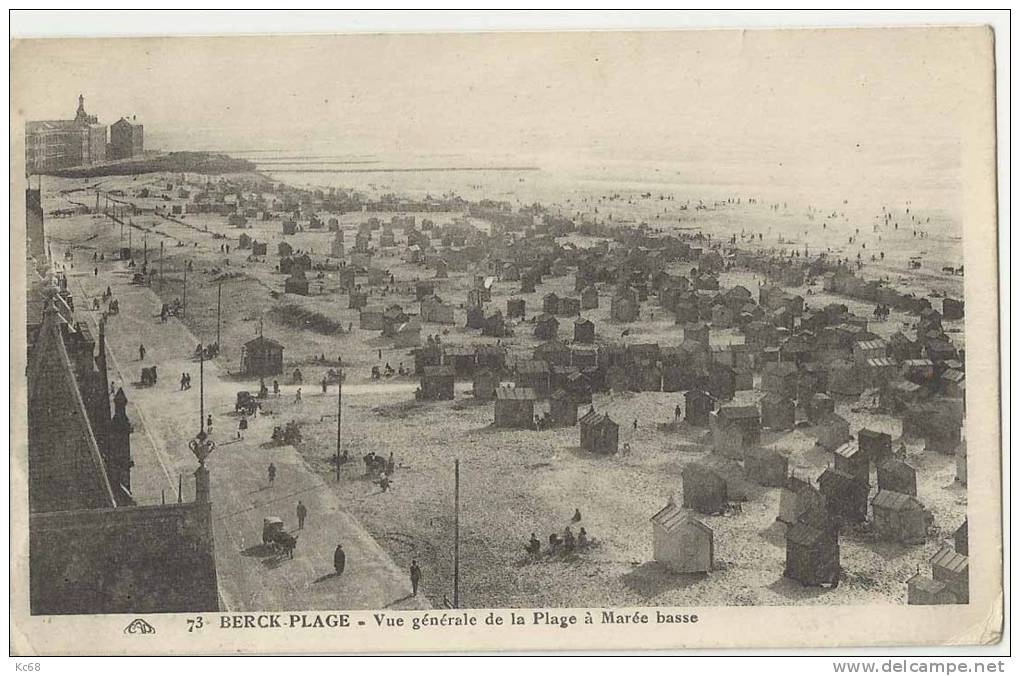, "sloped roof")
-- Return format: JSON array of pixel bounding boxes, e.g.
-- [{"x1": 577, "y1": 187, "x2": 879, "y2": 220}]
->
[
  {"x1": 245, "y1": 335, "x2": 284, "y2": 350},
  {"x1": 930, "y1": 546, "x2": 968, "y2": 574},
  {"x1": 872, "y1": 490, "x2": 924, "y2": 511},
  {"x1": 579, "y1": 411, "x2": 617, "y2": 429},
  {"x1": 650, "y1": 502, "x2": 712, "y2": 536},
  {"x1": 496, "y1": 387, "x2": 536, "y2": 401}
]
